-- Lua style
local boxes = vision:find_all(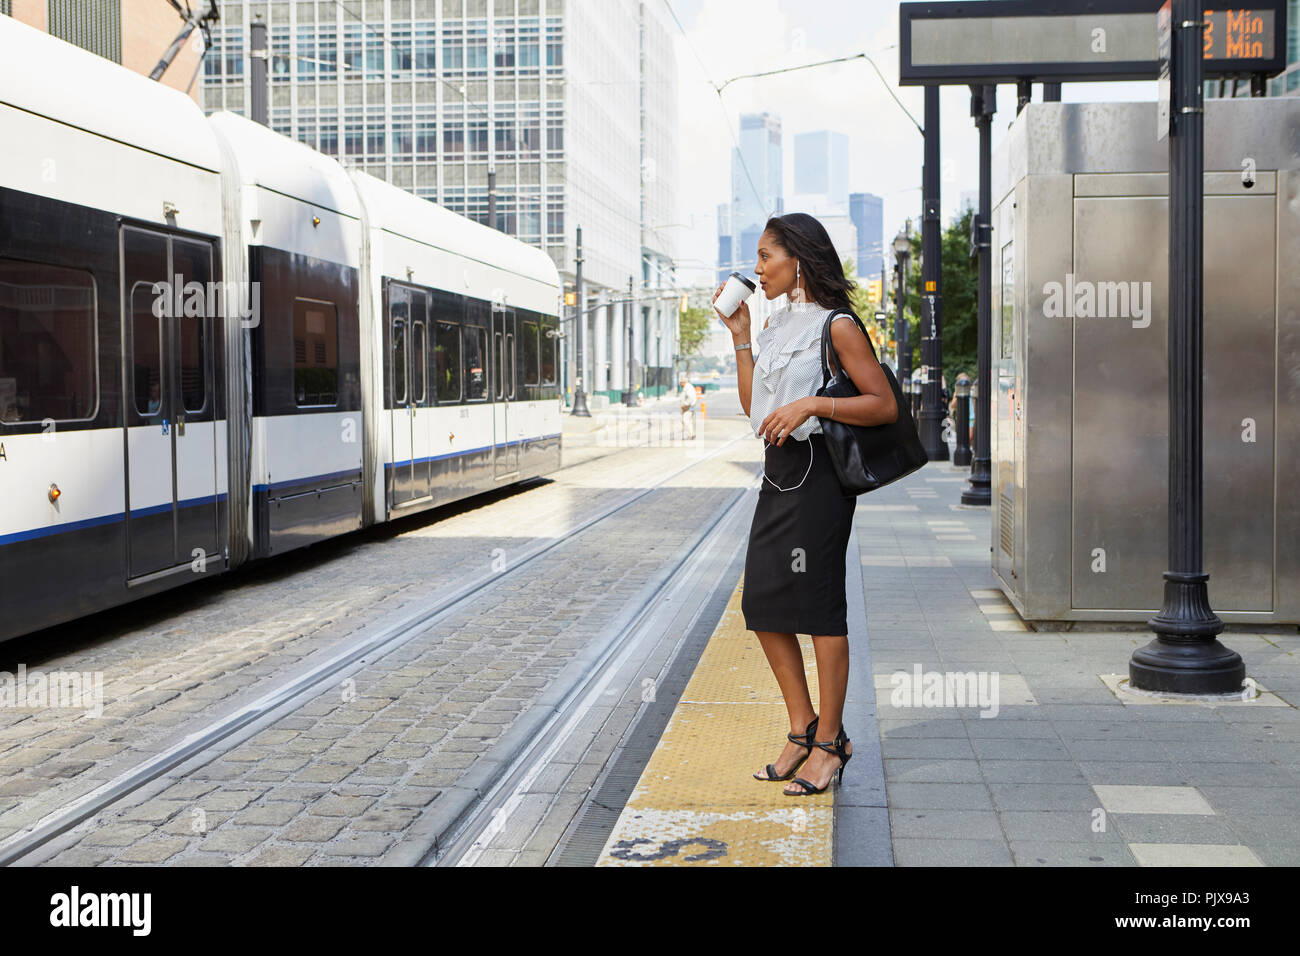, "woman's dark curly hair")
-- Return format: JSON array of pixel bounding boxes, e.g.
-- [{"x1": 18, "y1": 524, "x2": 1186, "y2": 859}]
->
[{"x1": 761, "y1": 212, "x2": 857, "y2": 314}]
